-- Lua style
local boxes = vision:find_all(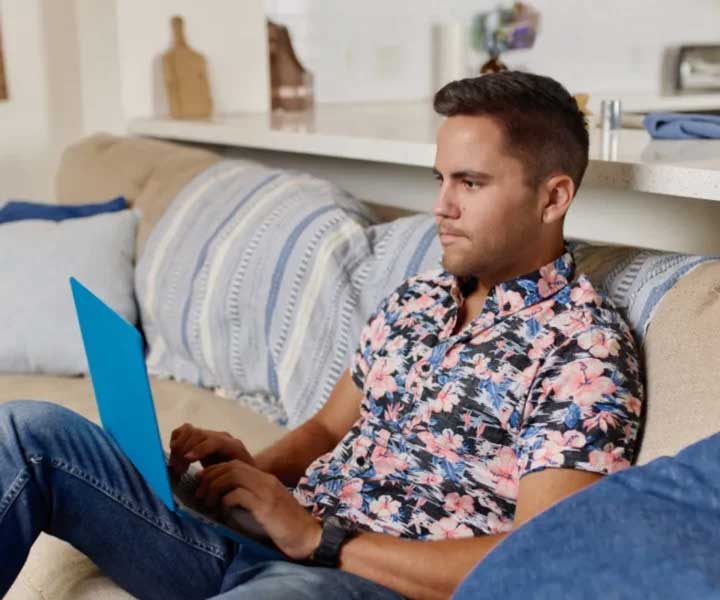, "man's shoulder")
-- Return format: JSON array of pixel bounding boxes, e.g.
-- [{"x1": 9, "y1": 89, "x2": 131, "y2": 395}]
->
[{"x1": 551, "y1": 272, "x2": 636, "y2": 343}]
